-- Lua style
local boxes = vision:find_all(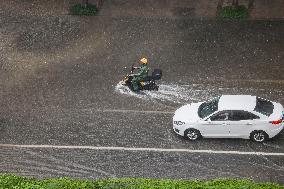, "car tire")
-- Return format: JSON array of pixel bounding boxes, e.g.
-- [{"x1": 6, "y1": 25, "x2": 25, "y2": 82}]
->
[
  {"x1": 154, "y1": 85, "x2": 159, "y2": 91},
  {"x1": 184, "y1": 129, "x2": 201, "y2": 141},
  {"x1": 250, "y1": 130, "x2": 268, "y2": 142}
]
